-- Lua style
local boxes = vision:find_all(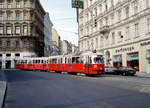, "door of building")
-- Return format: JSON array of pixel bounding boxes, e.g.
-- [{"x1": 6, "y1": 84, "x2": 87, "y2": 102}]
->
[
  {"x1": 147, "y1": 59, "x2": 150, "y2": 74},
  {"x1": 127, "y1": 52, "x2": 139, "y2": 70}
]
